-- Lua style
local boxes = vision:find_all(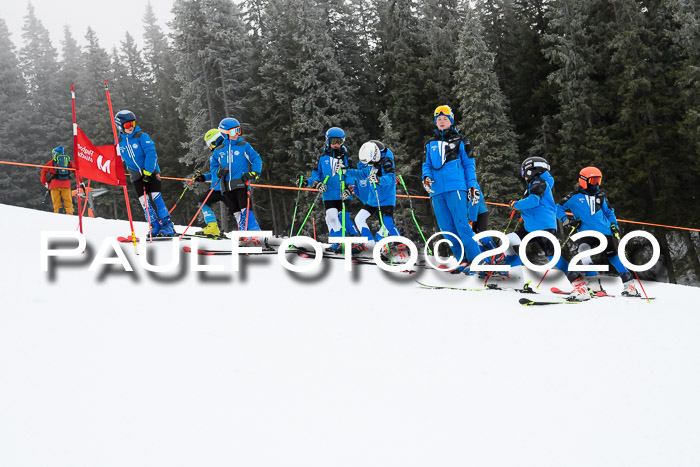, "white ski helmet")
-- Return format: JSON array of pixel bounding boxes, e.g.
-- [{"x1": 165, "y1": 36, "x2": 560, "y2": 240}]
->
[{"x1": 359, "y1": 141, "x2": 381, "y2": 164}]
